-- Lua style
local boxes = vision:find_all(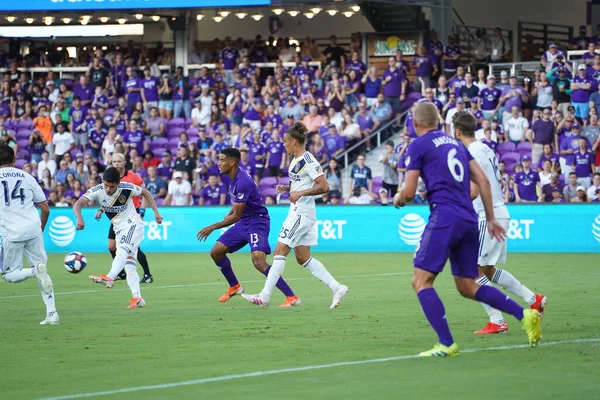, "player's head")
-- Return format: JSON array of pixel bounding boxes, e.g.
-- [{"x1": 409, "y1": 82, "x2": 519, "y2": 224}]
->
[
  {"x1": 218, "y1": 148, "x2": 241, "y2": 174},
  {"x1": 111, "y1": 152, "x2": 126, "y2": 172},
  {"x1": 283, "y1": 121, "x2": 308, "y2": 153},
  {"x1": 452, "y1": 111, "x2": 477, "y2": 143},
  {"x1": 102, "y1": 167, "x2": 121, "y2": 195},
  {"x1": 412, "y1": 103, "x2": 439, "y2": 136},
  {"x1": 0, "y1": 144, "x2": 15, "y2": 167}
]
